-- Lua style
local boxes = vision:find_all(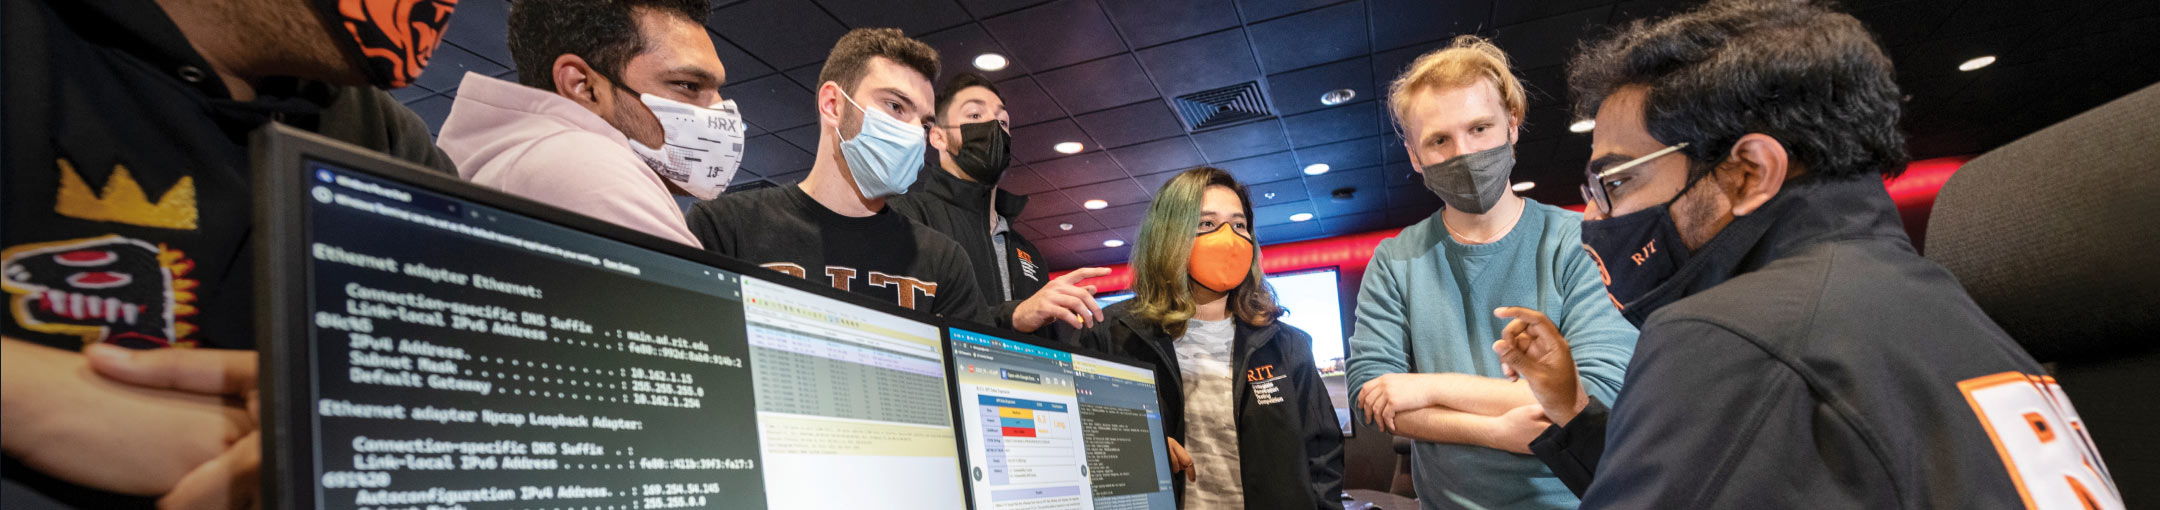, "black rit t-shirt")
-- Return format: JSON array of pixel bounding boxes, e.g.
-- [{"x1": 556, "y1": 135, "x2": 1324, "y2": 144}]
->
[{"x1": 685, "y1": 184, "x2": 989, "y2": 323}]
